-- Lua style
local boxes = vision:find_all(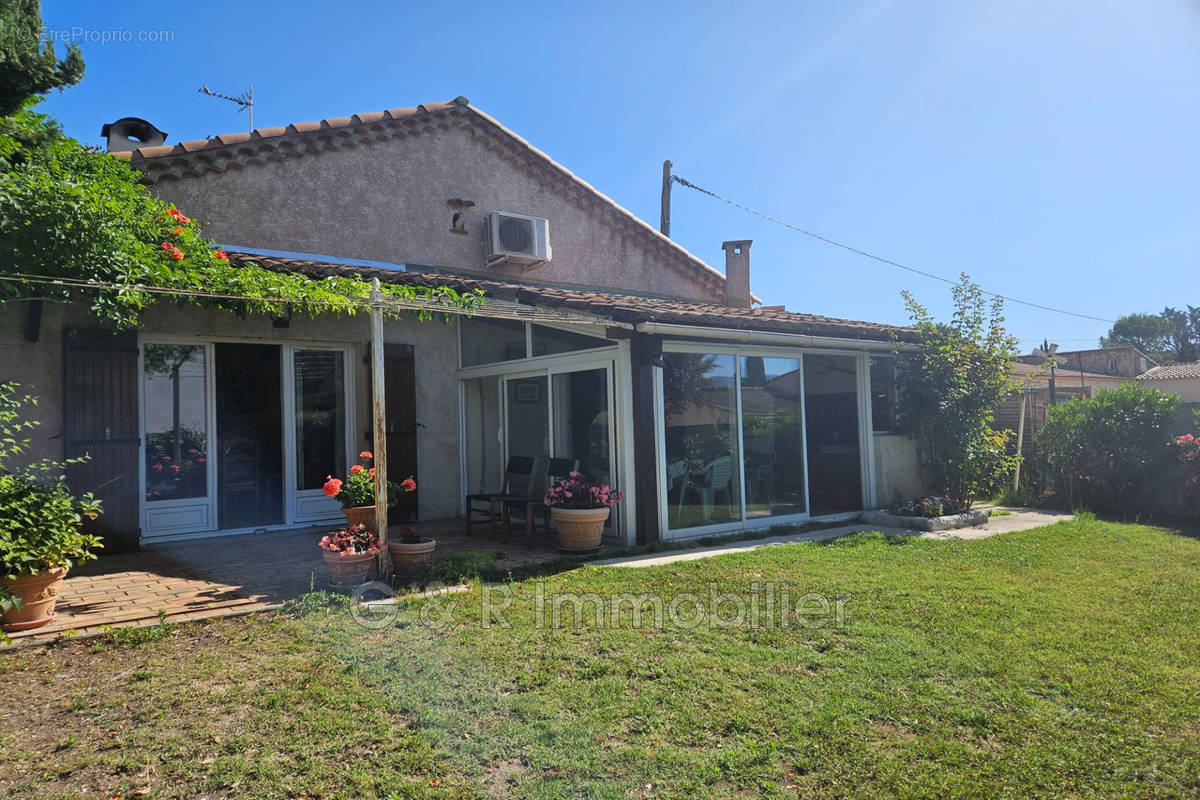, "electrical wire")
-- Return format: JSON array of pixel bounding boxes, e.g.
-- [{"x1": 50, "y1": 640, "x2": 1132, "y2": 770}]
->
[{"x1": 672, "y1": 174, "x2": 1133, "y2": 328}]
